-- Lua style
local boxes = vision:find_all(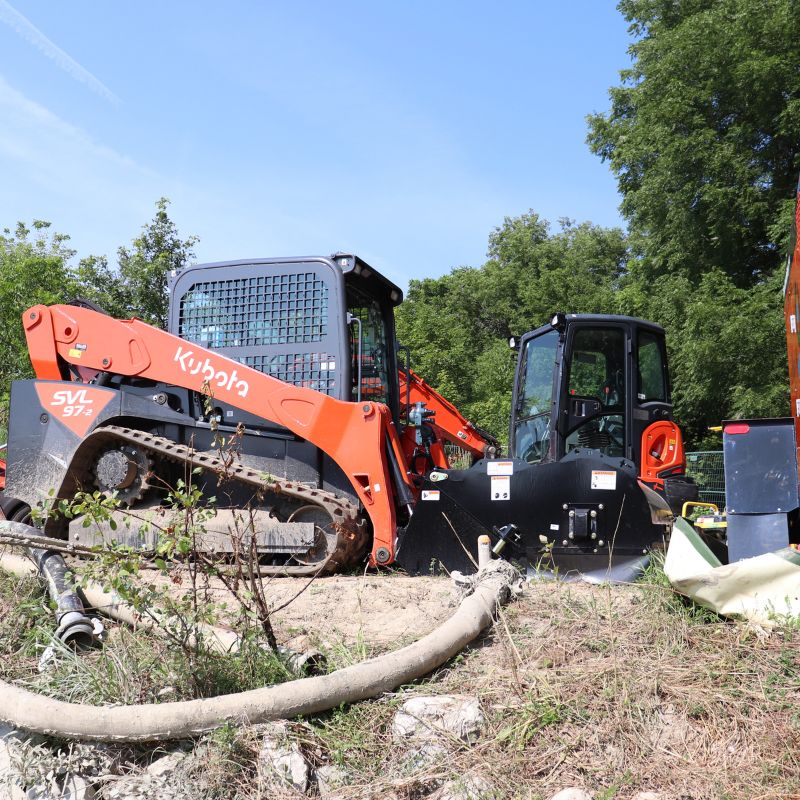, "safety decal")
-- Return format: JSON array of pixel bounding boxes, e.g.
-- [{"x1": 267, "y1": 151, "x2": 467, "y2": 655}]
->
[
  {"x1": 34, "y1": 384, "x2": 116, "y2": 438},
  {"x1": 487, "y1": 460, "x2": 514, "y2": 476},
  {"x1": 491, "y1": 475, "x2": 510, "y2": 500},
  {"x1": 796, "y1": 398, "x2": 800, "y2": 418},
  {"x1": 421, "y1": 490, "x2": 440, "y2": 501},
  {"x1": 549, "y1": 523, "x2": 560, "y2": 531},
  {"x1": 68, "y1": 349, "x2": 82, "y2": 359},
  {"x1": 792, "y1": 314, "x2": 797, "y2": 334},
  {"x1": 590, "y1": 470, "x2": 617, "y2": 490}
]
